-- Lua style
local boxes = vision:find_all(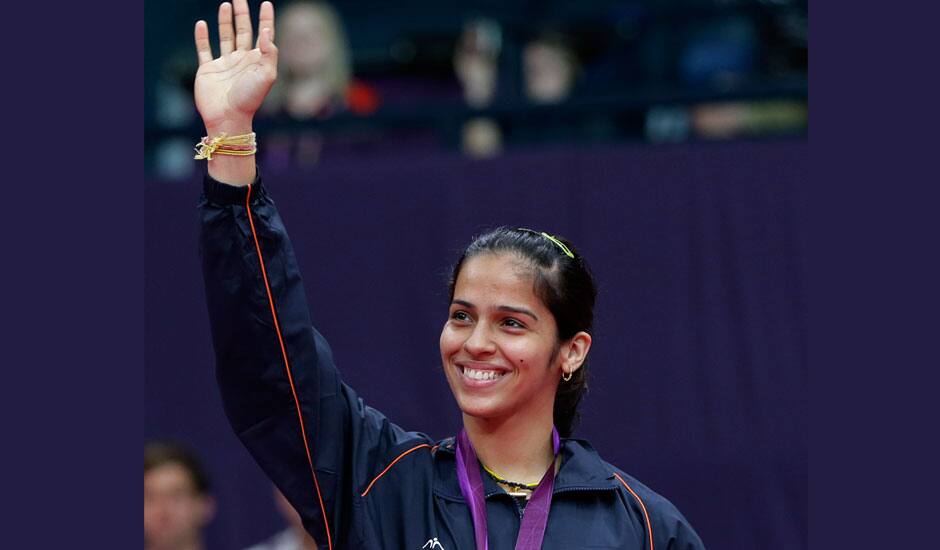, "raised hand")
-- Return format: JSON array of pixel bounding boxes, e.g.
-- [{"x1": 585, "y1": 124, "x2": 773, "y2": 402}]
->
[
  {"x1": 194, "y1": 0, "x2": 277, "y2": 135},
  {"x1": 193, "y1": 0, "x2": 276, "y2": 185}
]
